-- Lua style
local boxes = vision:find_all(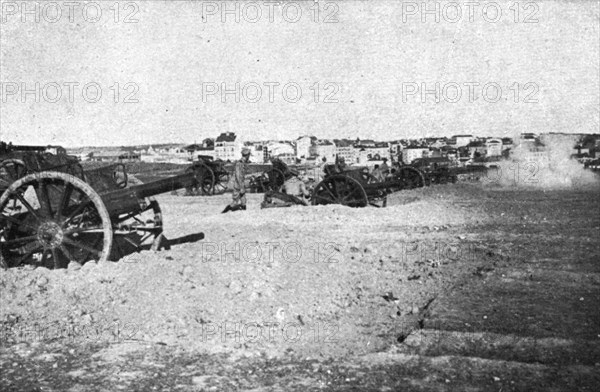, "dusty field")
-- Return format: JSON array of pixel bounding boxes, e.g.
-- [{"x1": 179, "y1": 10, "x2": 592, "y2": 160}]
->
[{"x1": 1, "y1": 182, "x2": 599, "y2": 391}]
